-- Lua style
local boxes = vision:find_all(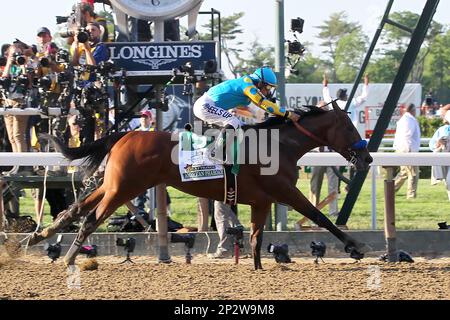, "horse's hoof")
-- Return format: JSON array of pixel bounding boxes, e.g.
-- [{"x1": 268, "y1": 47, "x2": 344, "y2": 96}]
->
[
  {"x1": 345, "y1": 245, "x2": 365, "y2": 260},
  {"x1": 64, "y1": 259, "x2": 76, "y2": 268},
  {"x1": 345, "y1": 242, "x2": 371, "y2": 254},
  {"x1": 350, "y1": 250, "x2": 364, "y2": 260}
]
